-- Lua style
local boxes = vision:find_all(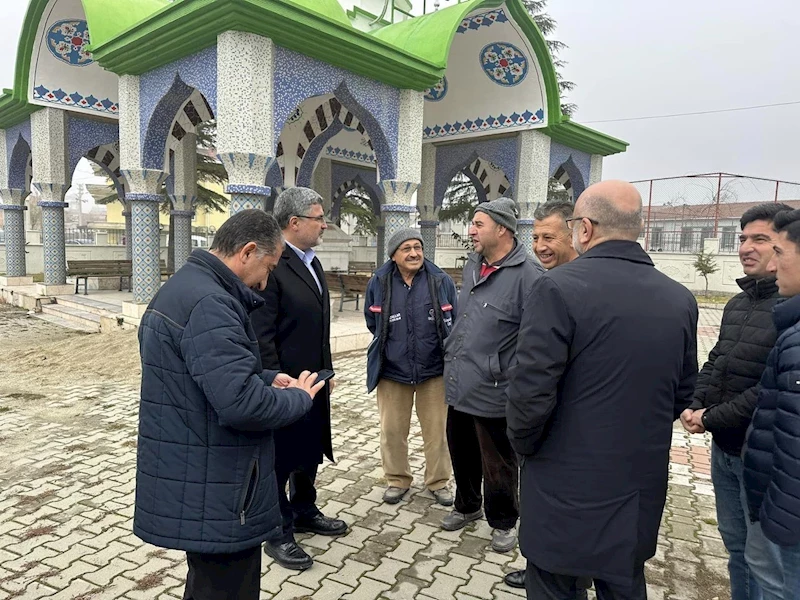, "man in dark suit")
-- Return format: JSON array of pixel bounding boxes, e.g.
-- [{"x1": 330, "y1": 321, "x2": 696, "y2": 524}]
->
[
  {"x1": 507, "y1": 180, "x2": 699, "y2": 599},
  {"x1": 252, "y1": 187, "x2": 347, "y2": 571}
]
